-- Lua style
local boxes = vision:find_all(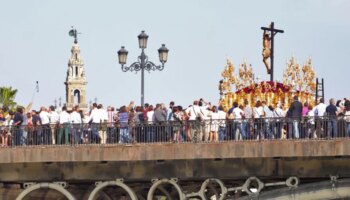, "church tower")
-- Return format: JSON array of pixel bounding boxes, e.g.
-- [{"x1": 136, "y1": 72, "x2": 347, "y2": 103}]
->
[{"x1": 65, "y1": 28, "x2": 88, "y2": 111}]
